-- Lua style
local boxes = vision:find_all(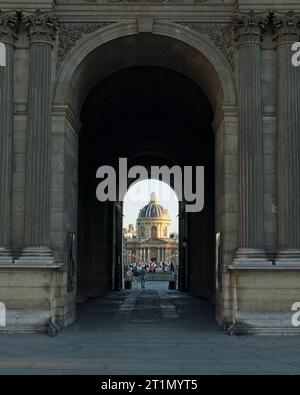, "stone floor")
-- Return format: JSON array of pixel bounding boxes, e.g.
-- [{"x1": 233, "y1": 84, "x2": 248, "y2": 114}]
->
[{"x1": 1, "y1": 281, "x2": 300, "y2": 374}]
